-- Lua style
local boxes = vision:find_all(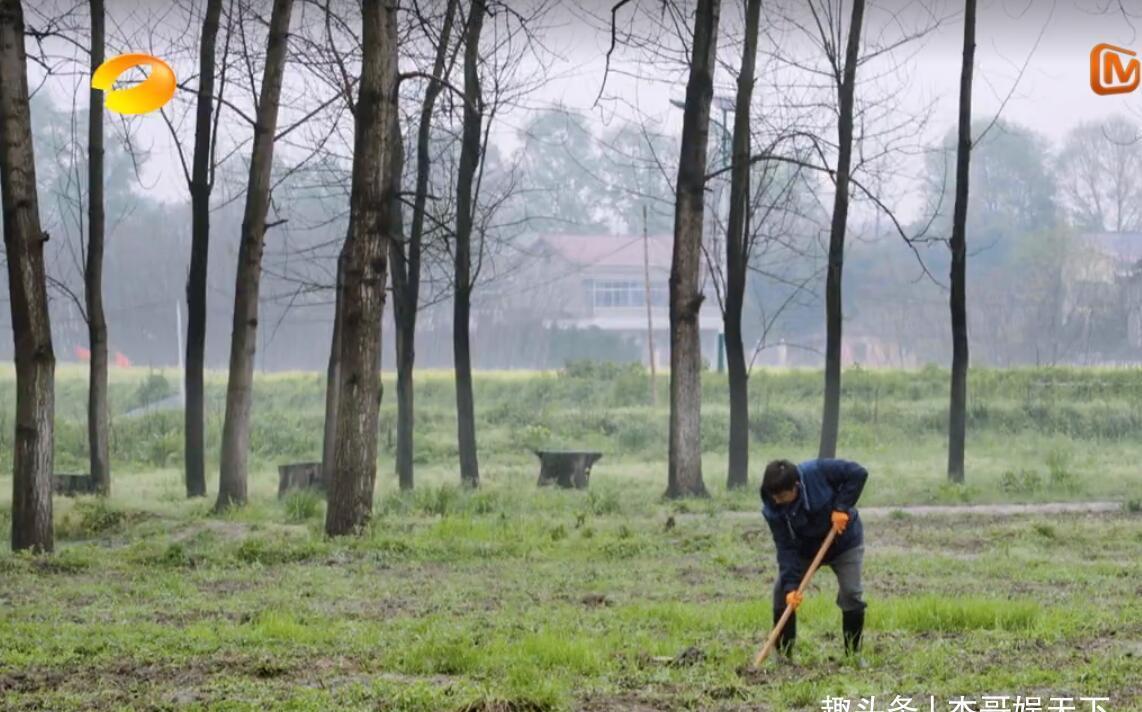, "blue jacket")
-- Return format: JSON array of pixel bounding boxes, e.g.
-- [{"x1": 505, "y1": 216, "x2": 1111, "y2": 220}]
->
[{"x1": 761, "y1": 458, "x2": 868, "y2": 593}]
